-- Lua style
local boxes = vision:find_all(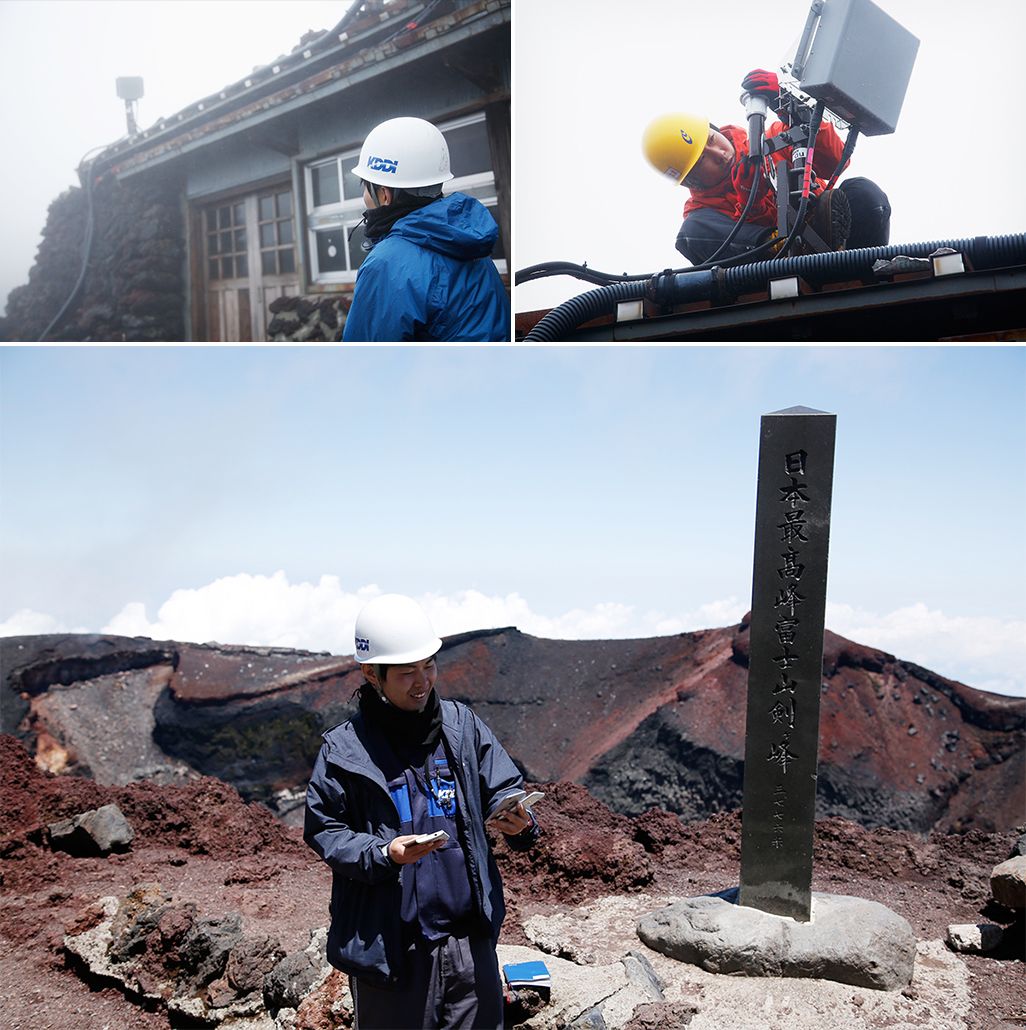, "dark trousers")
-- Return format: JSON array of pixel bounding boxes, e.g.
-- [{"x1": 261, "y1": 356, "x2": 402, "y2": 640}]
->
[
  {"x1": 675, "y1": 177, "x2": 891, "y2": 264},
  {"x1": 350, "y1": 933, "x2": 503, "y2": 1029}
]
